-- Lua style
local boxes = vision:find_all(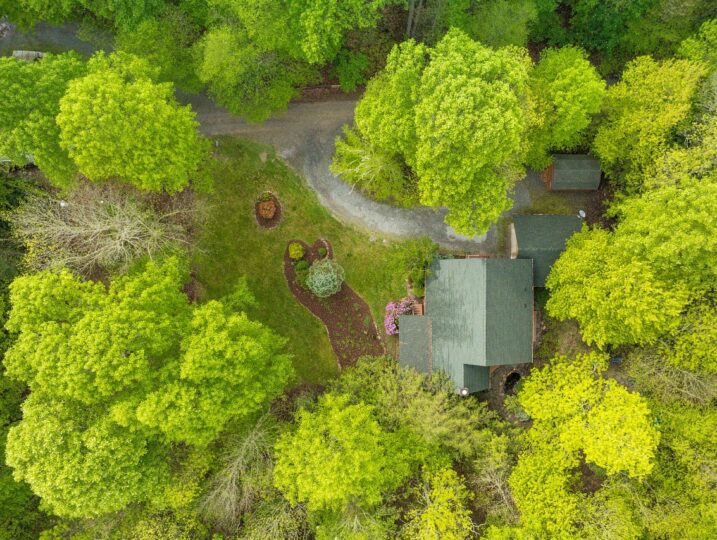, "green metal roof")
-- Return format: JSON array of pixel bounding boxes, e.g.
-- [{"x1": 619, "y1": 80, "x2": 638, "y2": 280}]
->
[
  {"x1": 552, "y1": 154, "x2": 601, "y2": 190},
  {"x1": 398, "y1": 316, "x2": 432, "y2": 374},
  {"x1": 513, "y1": 215, "x2": 583, "y2": 287},
  {"x1": 413, "y1": 258, "x2": 534, "y2": 393}
]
